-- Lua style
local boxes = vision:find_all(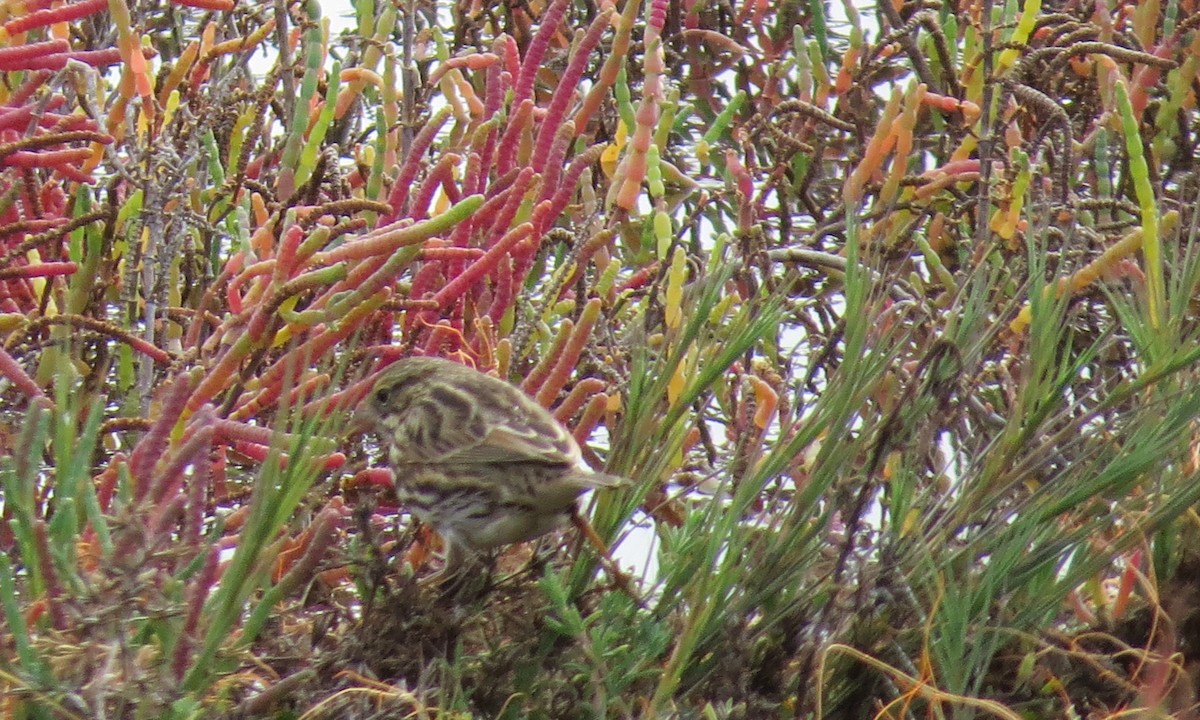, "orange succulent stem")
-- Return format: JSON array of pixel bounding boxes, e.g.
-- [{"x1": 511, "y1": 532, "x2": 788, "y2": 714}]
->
[
  {"x1": 570, "y1": 511, "x2": 643, "y2": 605},
  {"x1": 535, "y1": 298, "x2": 603, "y2": 407},
  {"x1": 553, "y1": 377, "x2": 607, "y2": 423}
]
